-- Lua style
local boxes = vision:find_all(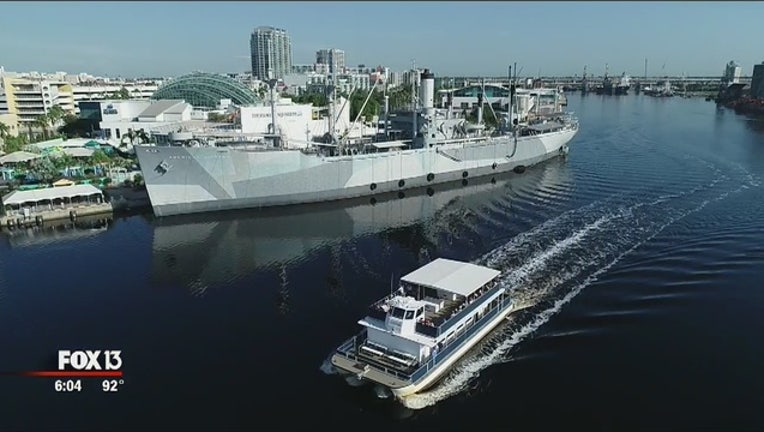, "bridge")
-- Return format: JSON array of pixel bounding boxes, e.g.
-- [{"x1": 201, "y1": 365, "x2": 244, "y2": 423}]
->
[{"x1": 437, "y1": 76, "x2": 750, "y2": 91}]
